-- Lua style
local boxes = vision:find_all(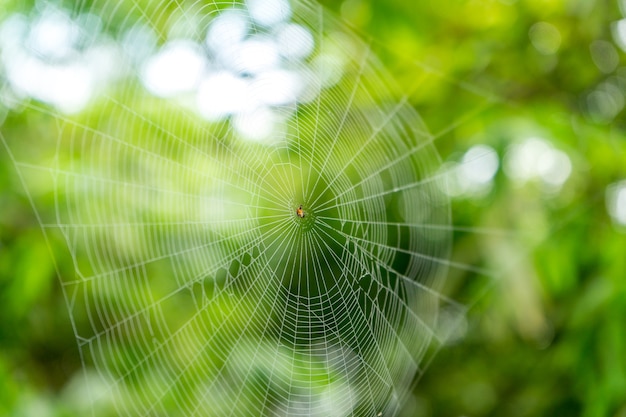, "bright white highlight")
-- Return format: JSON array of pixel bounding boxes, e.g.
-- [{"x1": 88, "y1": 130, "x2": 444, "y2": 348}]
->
[
  {"x1": 252, "y1": 70, "x2": 302, "y2": 106},
  {"x1": 247, "y1": 0, "x2": 292, "y2": 27},
  {"x1": 27, "y1": 9, "x2": 78, "y2": 59},
  {"x1": 443, "y1": 145, "x2": 499, "y2": 198},
  {"x1": 197, "y1": 71, "x2": 252, "y2": 120},
  {"x1": 611, "y1": 19, "x2": 626, "y2": 52},
  {"x1": 461, "y1": 145, "x2": 500, "y2": 185},
  {"x1": 21, "y1": 62, "x2": 93, "y2": 114},
  {"x1": 536, "y1": 149, "x2": 573, "y2": 188},
  {"x1": 606, "y1": 182, "x2": 626, "y2": 227},
  {"x1": 231, "y1": 37, "x2": 281, "y2": 74},
  {"x1": 0, "y1": 7, "x2": 121, "y2": 114},
  {"x1": 232, "y1": 106, "x2": 278, "y2": 141},
  {"x1": 277, "y1": 23, "x2": 315, "y2": 59},
  {"x1": 206, "y1": 10, "x2": 249, "y2": 50},
  {"x1": 141, "y1": 41, "x2": 207, "y2": 97},
  {"x1": 121, "y1": 23, "x2": 157, "y2": 66},
  {"x1": 114, "y1": 0, "x2": 318, "y2": 141},
  {"x1": 177, "y1": 1, "x2": 315, "y2": 141},
  {"x1": 503, "y1": 137, "x2": 572, "y2": 192}
]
